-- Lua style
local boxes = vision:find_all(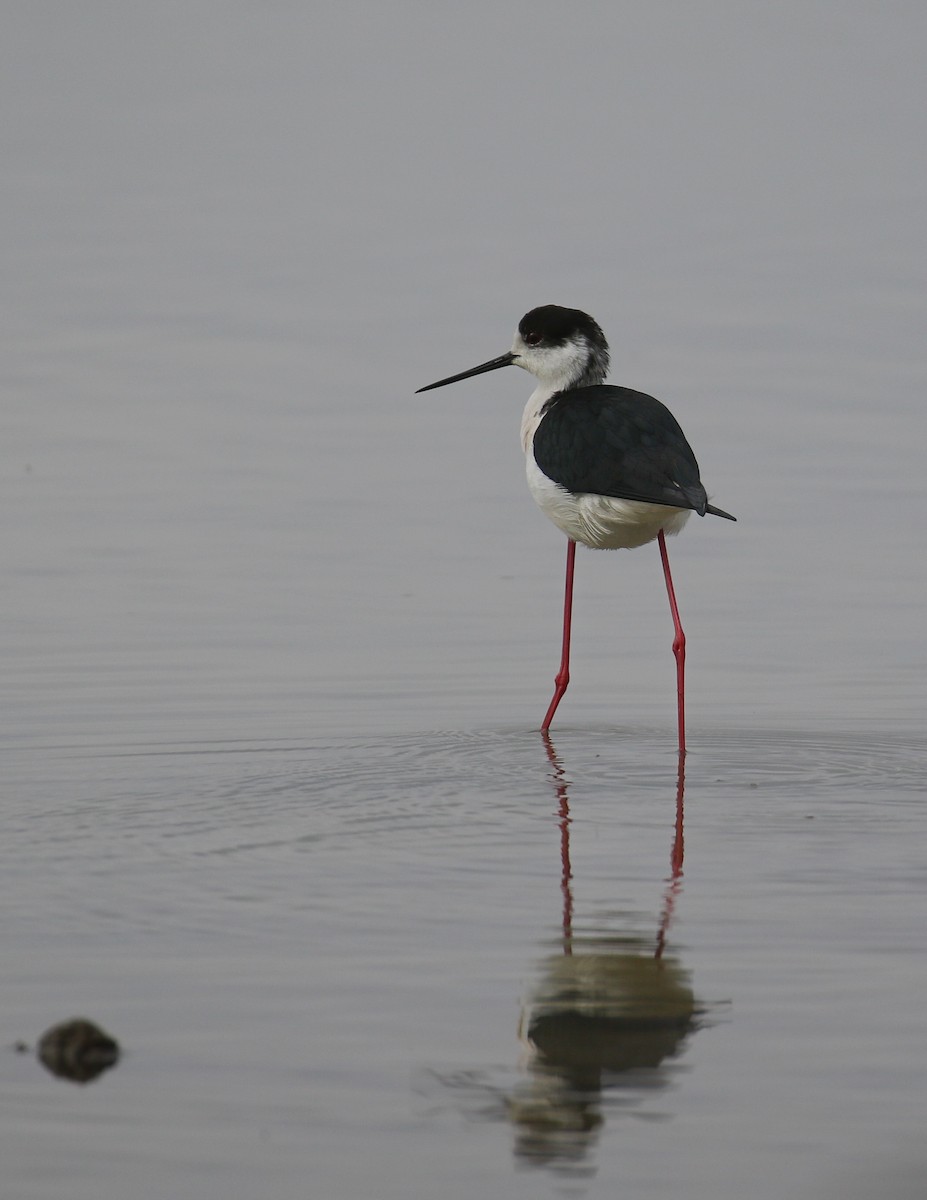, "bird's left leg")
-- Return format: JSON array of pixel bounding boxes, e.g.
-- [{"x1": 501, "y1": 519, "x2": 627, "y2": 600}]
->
[
  {"x1": 541, "y1": 539, "x2": 576, "y2": 731},
  {"x1": 658, "y1": 529, "x2": 686, "y2": 757}
]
